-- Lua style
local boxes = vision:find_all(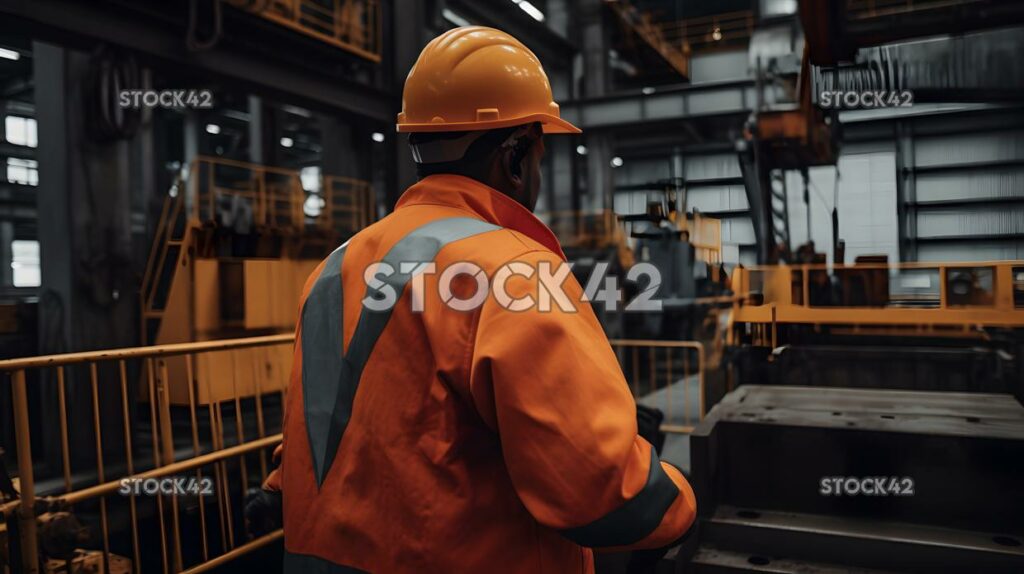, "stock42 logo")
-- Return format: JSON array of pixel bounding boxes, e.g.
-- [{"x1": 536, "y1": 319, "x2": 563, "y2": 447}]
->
[{"x1": 818, "y1": 90, "x2": 914, "y2": 110}]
